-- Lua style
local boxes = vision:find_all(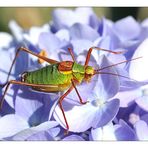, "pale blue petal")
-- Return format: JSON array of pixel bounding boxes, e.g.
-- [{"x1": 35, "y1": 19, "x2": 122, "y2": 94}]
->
[
  {"x1": 136, "y1": 96, "x2": 148, "y2": 112},
  {"x1": 70, "y1": 23, "x2": 100, "y2": 41},
  {"x1": 92, "y1": 99, "x2": 120, "y2": 128},
  {"x1": 15, "y1": 87, "x2": 58, "y2": 125},
  {"x1": 129, "y1": 38, "x2": 148, "y2": 81},
  {"x1": 8, "y1": 20, "x2": 23, "y2": 42},
  {"x1": 55, "y1": 29, "x2": 70, "y2": 41},
  {"x1": 0, "y1": 47, "x2": 16, "y2": 84},
  {"x1": 113, "y1": 88, "x2": 142, "y2": 107},
  {"x1": 142, "y1": 18, "x2": 148, "y2": 27},
  {"x1": 90, "y1": 123, "x2": 116, "y2": 141},
  {"x1": 53, "y1": 98, "x2": 119, "y2": 132},
  {"x1": 0, "y1": 114, "x2": 29, "y2": 139},
  {"x1": 141, "y1": 114, "x2": 148, "y2": 124},
  {"x1": 134, "y1": 120, "x2": 148, "y2": 140},
  {"x1": 113, "y1": 16, "x2": 141, "y2": 41},
  {"x1": 23, "y1": 24, "x2": 50, "y2": 45},
  {"x1": 26, "y1": 131, "x2": 53, "y2": 141},
  {"x1": 0, "y1": 32, "x2": 13, "y2": 49},
  {"x1": 38, "y1": 32, "x2": 62, "y2": 50},
  {"x1": 114, "y1": 120, "x2": 137, "y2": 140},
  {"x1": 94, "y1": 55, "x2": 120, "y2": 100},
  {"x1": 26, "y1": 127, "x2": 61, "y2": 141},
  {"x1": 11, "y1": 121, "x2": 59, "y2": 140},
  {"x1": 71, "y1": 39, "x2": 93, "y2": 55},
  {"x1": 52, "y1": 7, "x2": 94, "y2": 30},
  {"x1": 98, "y1": 18, "x2": 113, "y2": 37},
  {"x1": 63, "y1": 135, "x2": 85, "y2": 141}
]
